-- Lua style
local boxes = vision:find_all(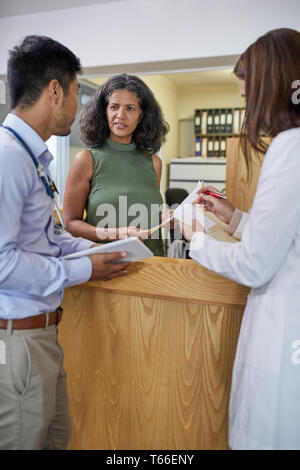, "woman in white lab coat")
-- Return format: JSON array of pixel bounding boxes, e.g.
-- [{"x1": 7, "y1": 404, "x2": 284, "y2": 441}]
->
[{"x1": 180, "y1": 28, "x2": 300, "y2": 450}]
